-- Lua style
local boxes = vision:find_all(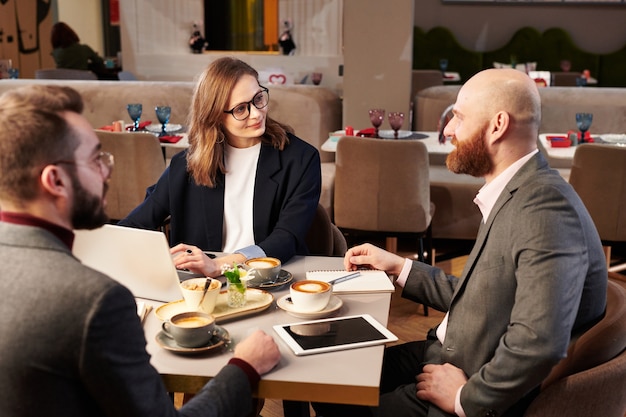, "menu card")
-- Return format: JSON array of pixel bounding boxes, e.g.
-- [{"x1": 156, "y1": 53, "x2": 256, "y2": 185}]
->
[{"x1": 305, "y1": 270, "x2": 395, "y2": 294}]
